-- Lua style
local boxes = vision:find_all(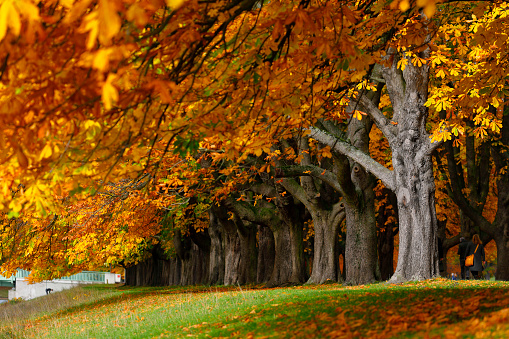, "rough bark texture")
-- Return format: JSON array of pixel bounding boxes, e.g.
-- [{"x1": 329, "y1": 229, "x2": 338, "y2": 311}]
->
[
  {"x1": 222, "y1": 219, "x2": 242, "y2": 285},
  {"x1": 174, "y1": 230, "x2": 210, "y2": 285},
  {"x1": 267, "y1": 223, "x2": 293, "y2": 287},
  {"x1": 306, "y1": 215, "x2": 343, "y2": 284},
  {"x1": 237, "y1": 221, "x2": 258, "y2": 284},
  {"x1": 257, "y1": 224, "x2": 275, "y2": 283},
  {"x1": 229, "y1": 199, "x2": 293, "y2": 286},
  {"x1": 344, "y1": 193, "x2": 377, "y2": 284},
  {"x1": 495, "y1": 235, "x2": 509, "y2": 280},
  {"x1": 278, "y1": 147, "x2": 345, "y2": 284},
  {"x1": 343, "y1": 108, "x2": 378, "y2": 285},
  {"x1": 309, "y1": 48, "x2": 441, "y2": 283},
  {"x1": 386, "y1": 58, "x2": 439, "y2": 282},
  {"x1": 274, "y1": 193, "x2": 307, "y2": 284},
  {"x1": 208, "y1": 208, "x2": 225, "y2": 285}
]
